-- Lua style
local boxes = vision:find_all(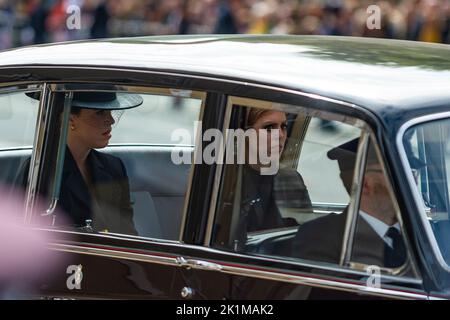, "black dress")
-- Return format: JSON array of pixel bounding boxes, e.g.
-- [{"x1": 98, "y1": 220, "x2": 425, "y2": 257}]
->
[
  {"x1": 16, "y1": 147, "x2": 137, "y2": 235},
  {"x1": 231, "y1": 165, "x2": 312, "y2": 251}
]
